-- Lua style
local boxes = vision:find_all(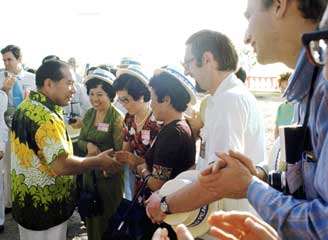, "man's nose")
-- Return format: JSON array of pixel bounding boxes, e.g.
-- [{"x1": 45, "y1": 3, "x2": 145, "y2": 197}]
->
[
  {"x1": 244, "y1": 28, "x2": 251, "y2": 44},
  {"x1": 71, "y1": 85, "x2": 77, "y2": 94}
]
